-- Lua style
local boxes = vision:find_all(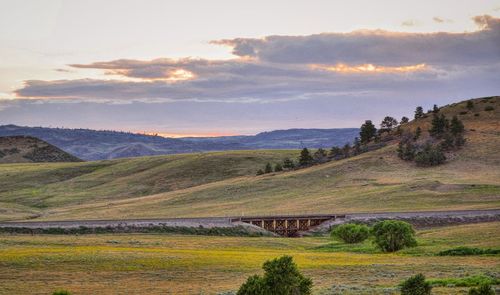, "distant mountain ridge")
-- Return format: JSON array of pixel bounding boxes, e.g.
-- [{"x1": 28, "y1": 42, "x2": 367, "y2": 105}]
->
[{"x1": 0, "y1": 124, "x2": 358, "y2": 160}]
